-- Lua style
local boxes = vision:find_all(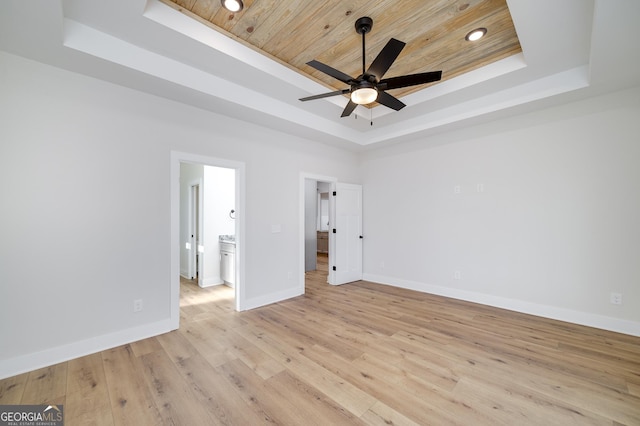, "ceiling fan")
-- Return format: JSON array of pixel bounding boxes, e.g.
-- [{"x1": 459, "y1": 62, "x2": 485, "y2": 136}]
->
[{"x1": 299, "y1": 16, "x2": 442, "y2": 118}]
